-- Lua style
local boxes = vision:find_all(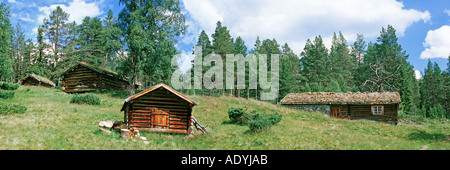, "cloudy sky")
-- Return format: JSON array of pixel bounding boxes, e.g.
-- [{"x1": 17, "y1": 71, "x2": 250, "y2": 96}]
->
[{"x1": 3, "y1": 0, "x2": 450, "y2": 79}]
